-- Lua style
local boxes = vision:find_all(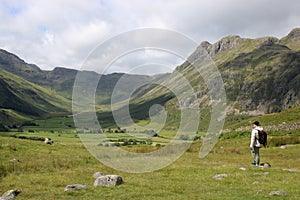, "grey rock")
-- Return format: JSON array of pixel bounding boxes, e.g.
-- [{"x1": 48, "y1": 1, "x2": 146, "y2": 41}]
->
[
  {"x1": 200, "y1": 41, "x2": 211, "y2": 50},
  {"x1": 94, "y1": 175, "x2": 123, "y2": 187},
  {"x1": 213, "y1": 174, "x2": 228, "y2": 180},
  {"x1": 259, "y1": 162, "x2": 271, "y2": 168},
  {"x1": 0, "y1": 189, "x2": 21, "y2": 200},
  {"x1": 252, "y1": 181, "x2": 260, "y2": 185},
  {"x1": 239, "y1": 167, "x2": 246, "y2": 171},
  {"x1": 258, "y1": 36, "x2": 279, "y2": 46},
  {"x1": 64, "y1": 184, "x2": 88, "y2": 192},
  {"x1": 209, "y1": 35, "x2": 243, "y2": 56},
  {"x1": 269, "y1": 190, "x2": 288, "y2": 196},
  {"x1": 9, "y1": 158, "x2": 20, "y2": 163}
]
